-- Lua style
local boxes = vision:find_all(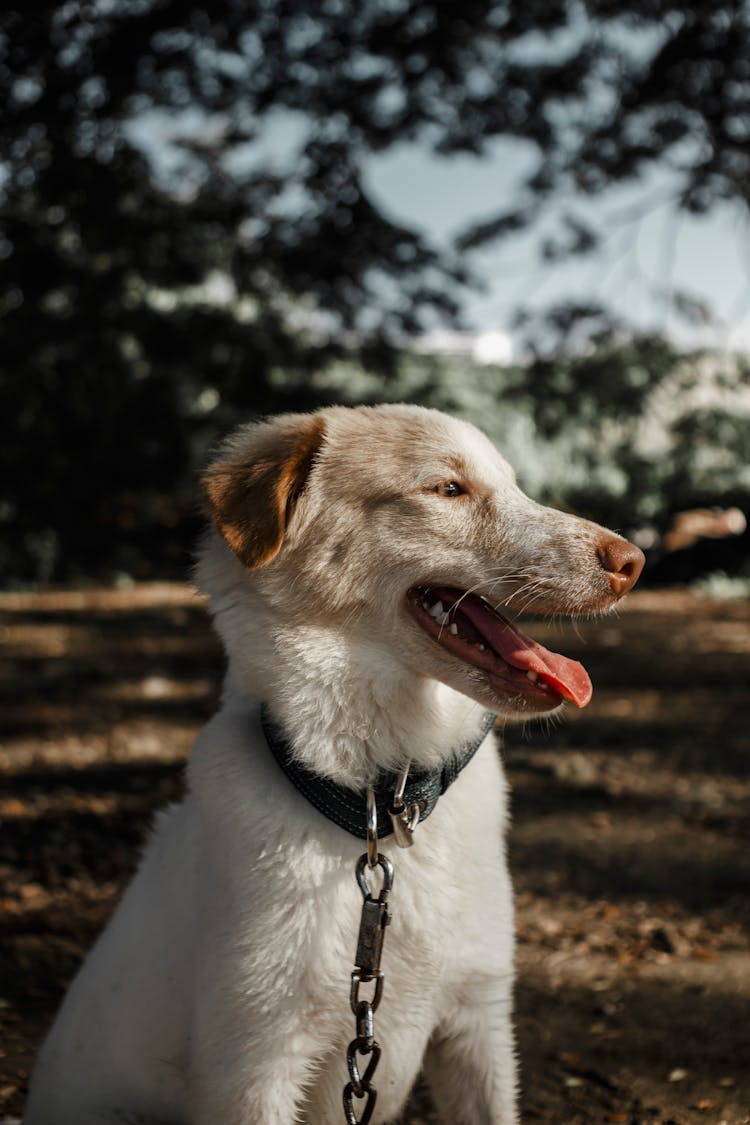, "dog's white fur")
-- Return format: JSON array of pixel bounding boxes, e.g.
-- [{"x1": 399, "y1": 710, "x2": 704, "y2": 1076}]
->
[{"x1": 25, "y1": 404, "x2": 641, "y2": 1125}]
